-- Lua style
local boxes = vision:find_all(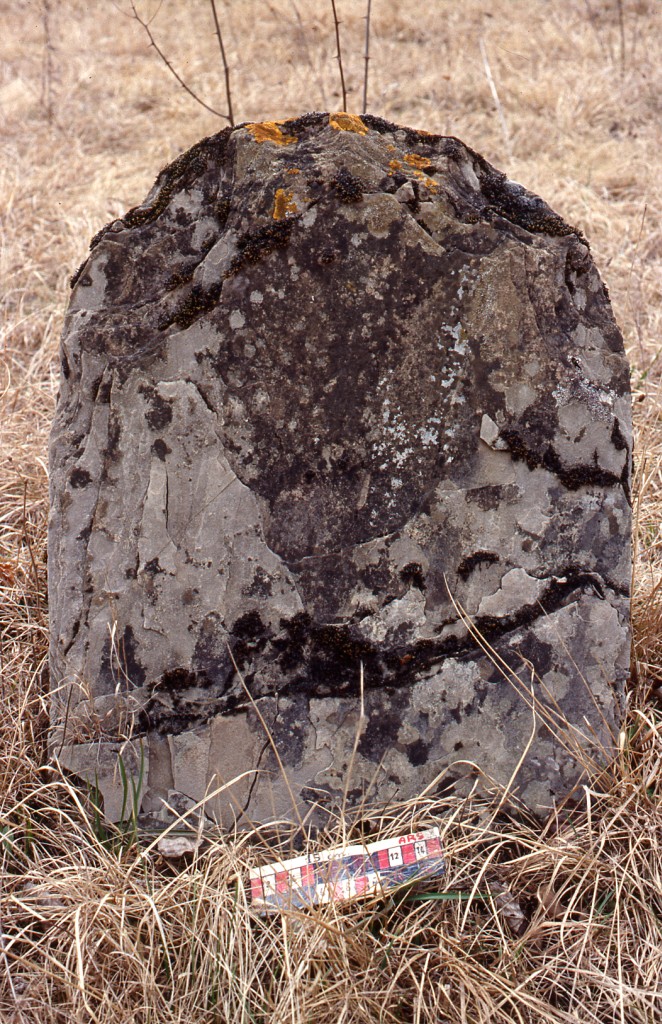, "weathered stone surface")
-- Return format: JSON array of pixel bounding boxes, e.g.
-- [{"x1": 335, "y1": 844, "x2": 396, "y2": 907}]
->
[{"x1": 49, "y1": 112, "x2": 631, "y2": 827}]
